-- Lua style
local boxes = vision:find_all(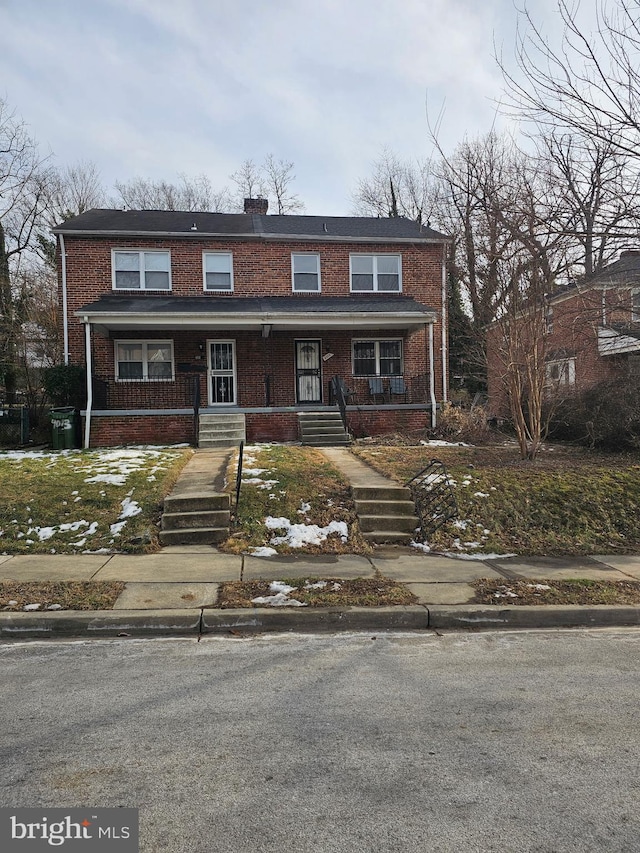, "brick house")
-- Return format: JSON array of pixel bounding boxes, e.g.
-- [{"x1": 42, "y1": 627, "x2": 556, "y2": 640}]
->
[
  {"x1": 487, "y1": 249, "x2": 640, "y2": 418},
  {"x1": 53, "y1": 200, "x2": 450, "y2": 447}
]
